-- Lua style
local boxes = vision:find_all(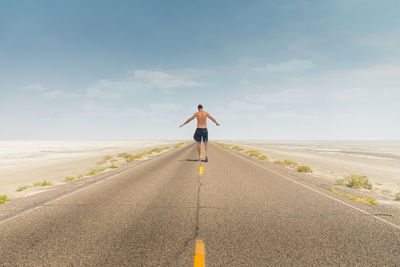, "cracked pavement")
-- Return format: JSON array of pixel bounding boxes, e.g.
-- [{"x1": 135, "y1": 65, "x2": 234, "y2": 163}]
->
[{"x1": 1, "y1": 143, "x2": 400, "y2": 266}]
